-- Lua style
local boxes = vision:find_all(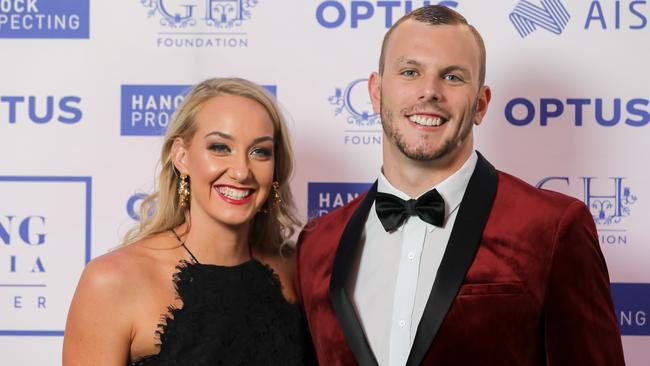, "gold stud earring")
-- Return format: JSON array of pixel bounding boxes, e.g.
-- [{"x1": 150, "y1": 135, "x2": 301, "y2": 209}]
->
[{"x1": 178, "y1": 174, "x2": 190, "y2": 208}]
